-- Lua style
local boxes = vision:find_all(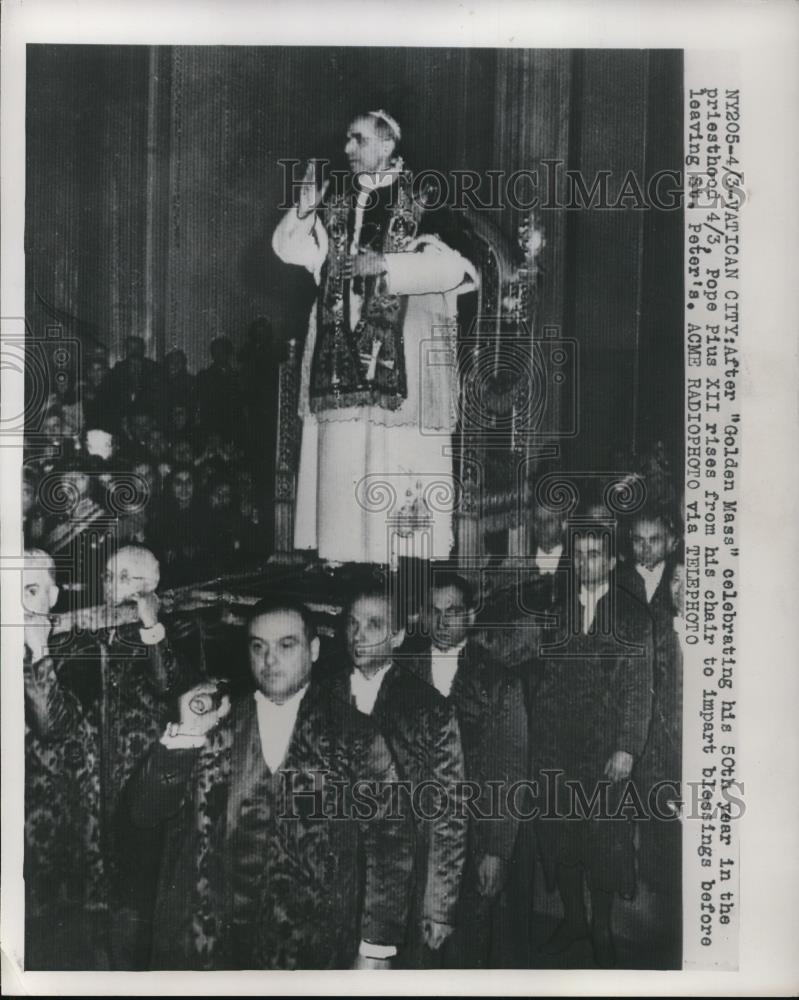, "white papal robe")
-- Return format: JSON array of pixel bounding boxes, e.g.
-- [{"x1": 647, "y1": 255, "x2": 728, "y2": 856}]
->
[{"x1": 272, "y1": 175, "x2": 478, "y2": 565}]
